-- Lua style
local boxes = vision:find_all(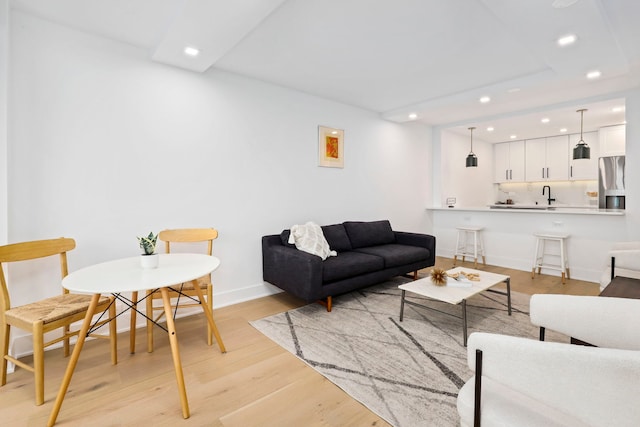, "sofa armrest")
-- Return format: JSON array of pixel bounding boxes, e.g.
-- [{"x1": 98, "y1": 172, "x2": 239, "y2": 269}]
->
[
  {"x1": 262, "y1": 235, "x2": 324, "y2": 302},
  {"x1": 466, "y1": 332, "x2": 640, "y2": 427},
  {"x1": 394, "y1": 231, "x2": 436, "y2": 263},
  {"x1": 530, "y1": 294, "x2": 640, "y2": 350}
]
